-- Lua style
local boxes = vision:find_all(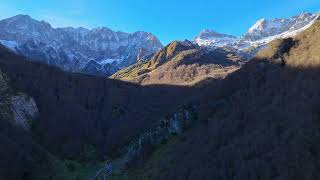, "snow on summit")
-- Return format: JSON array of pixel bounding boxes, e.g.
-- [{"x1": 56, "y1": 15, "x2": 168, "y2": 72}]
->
[
  {"x1": 195, "y1": 29, "x2": 238, "y2": 47},
  {"x1": 195, "y1": 12, "x2": 319, "y2": 53}
]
